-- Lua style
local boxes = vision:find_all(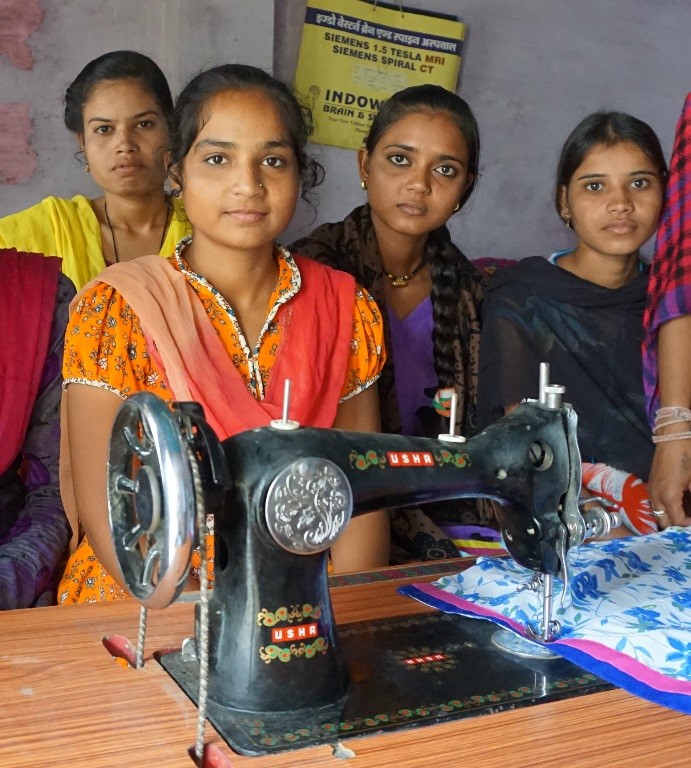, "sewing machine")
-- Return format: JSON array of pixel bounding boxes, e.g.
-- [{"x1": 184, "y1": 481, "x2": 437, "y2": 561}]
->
[{"x1": 106, "y1": 368, "x2": 619, "y2": 759}]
